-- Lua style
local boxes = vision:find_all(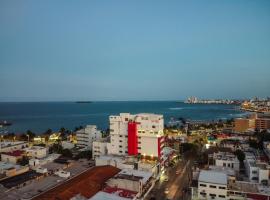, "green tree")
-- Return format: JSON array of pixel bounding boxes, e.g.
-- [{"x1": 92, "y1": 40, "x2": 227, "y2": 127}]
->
[
  {"x1": 61, "y1": 148, "x2": 73, "y2": 158},
  {"x1": 75, "y1": 150, "x2": 92, "y2": 160},
  {"x1": 26, "y1": 130, "x2": 36, "y2": 140},
  {"x1": 235, "y1": 149, "x2": 245, "y2": 163}
]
